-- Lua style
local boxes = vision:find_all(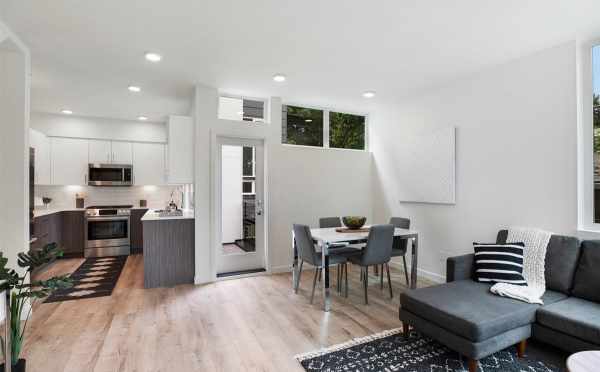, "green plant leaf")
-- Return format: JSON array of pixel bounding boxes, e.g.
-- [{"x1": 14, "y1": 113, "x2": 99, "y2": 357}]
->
[
  {"x1": 17, "y1": 242, "x2": 64, "y2": 271},
  {"x1": 0, "y1": 245, "x2": 73, "y2": 364}
]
